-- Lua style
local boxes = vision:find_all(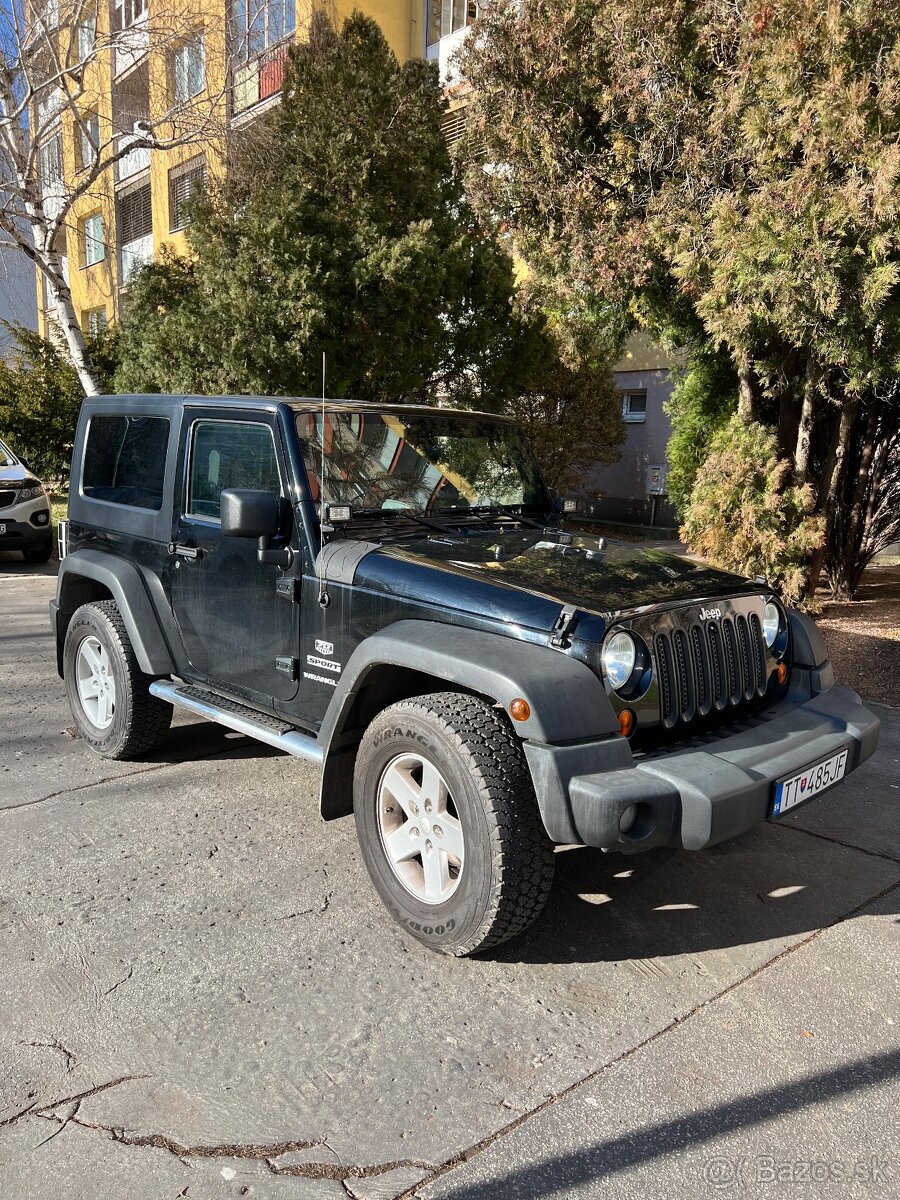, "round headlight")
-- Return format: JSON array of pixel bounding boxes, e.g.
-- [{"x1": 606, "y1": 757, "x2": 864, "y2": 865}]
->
[
  {"x1": 603, "y1": 631, "x2": 637, "y2": 692},
  {"x1": 763, "y1": 600, "x2": 782, "y2": 648}
]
